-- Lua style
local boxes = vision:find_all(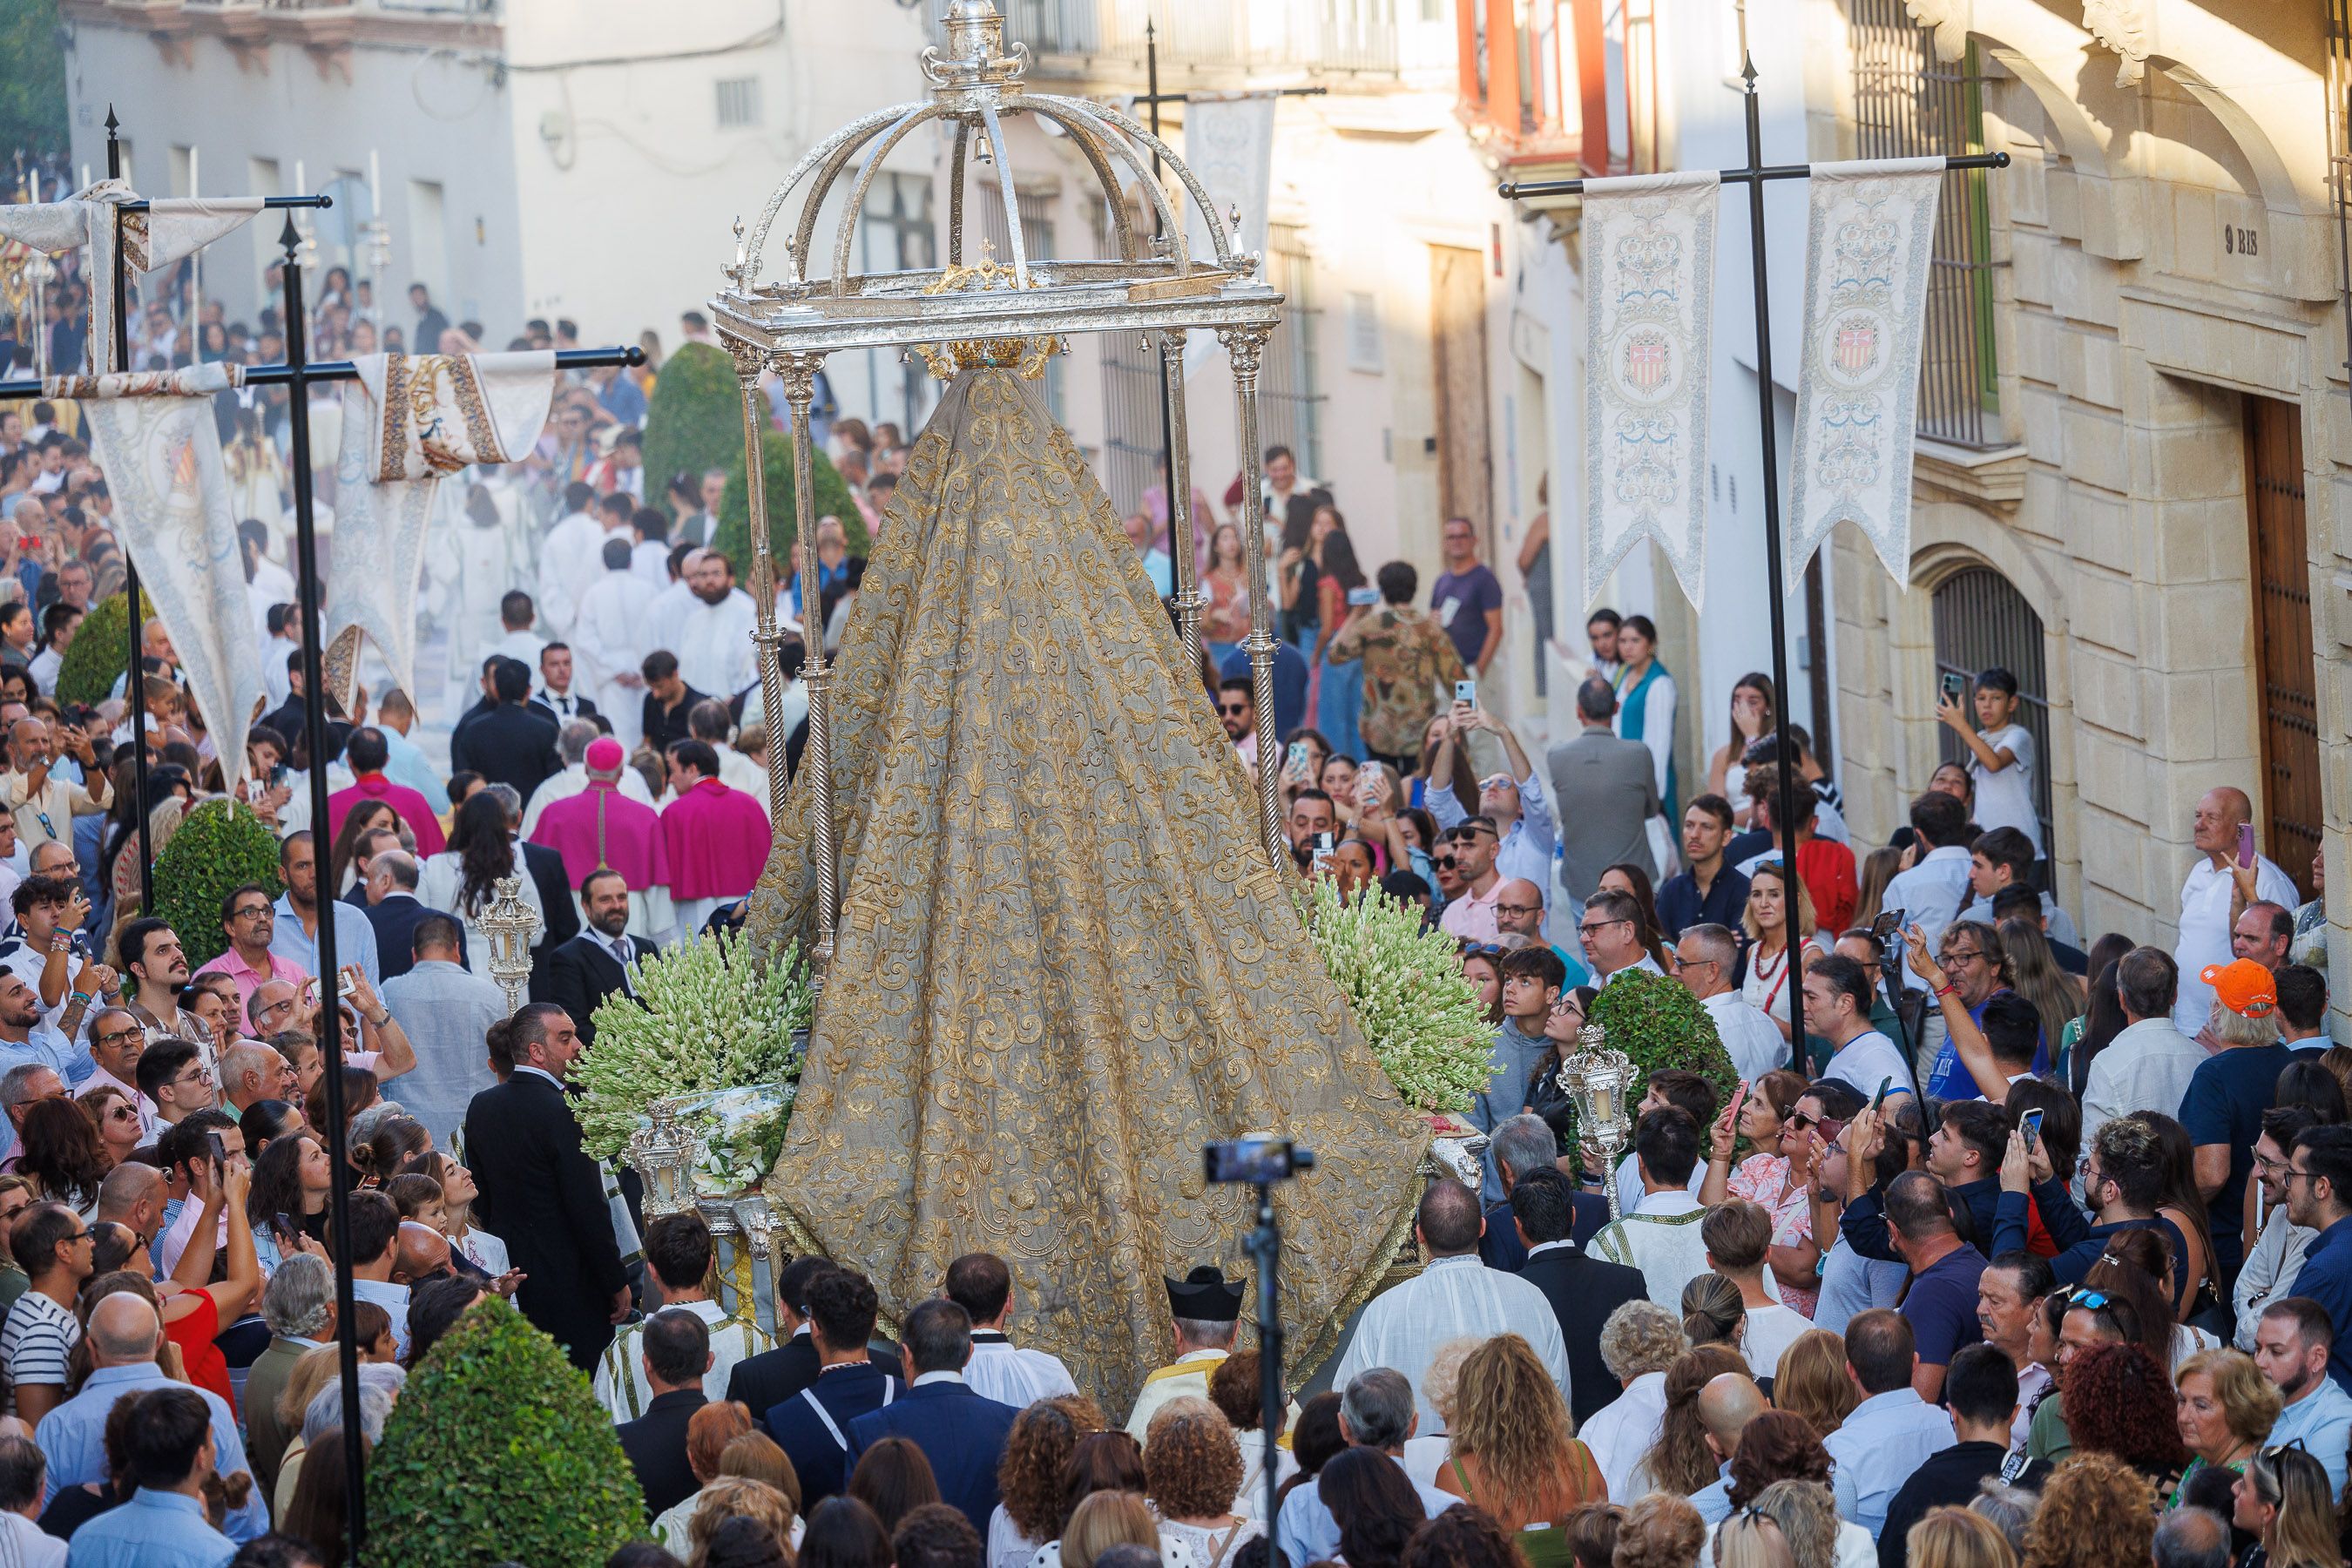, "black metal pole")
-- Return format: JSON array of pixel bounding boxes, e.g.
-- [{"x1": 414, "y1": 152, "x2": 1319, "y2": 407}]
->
[
  {"x1": 1145, "y1": 21, "x2": 1184, "y2": 564},
  {"x1": 1737, "y1": 60, "x2": 1809, "y2": 1074},
  {"x1": 1246, "y1": 1183, "x2": 1283, "y2": 1530},
  {"x1": 103, "y1": 110, "x2": 154, "y2": 916},
  {"x1": 277, "y1": 215, "x2": 367, "y2": 1559}
]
